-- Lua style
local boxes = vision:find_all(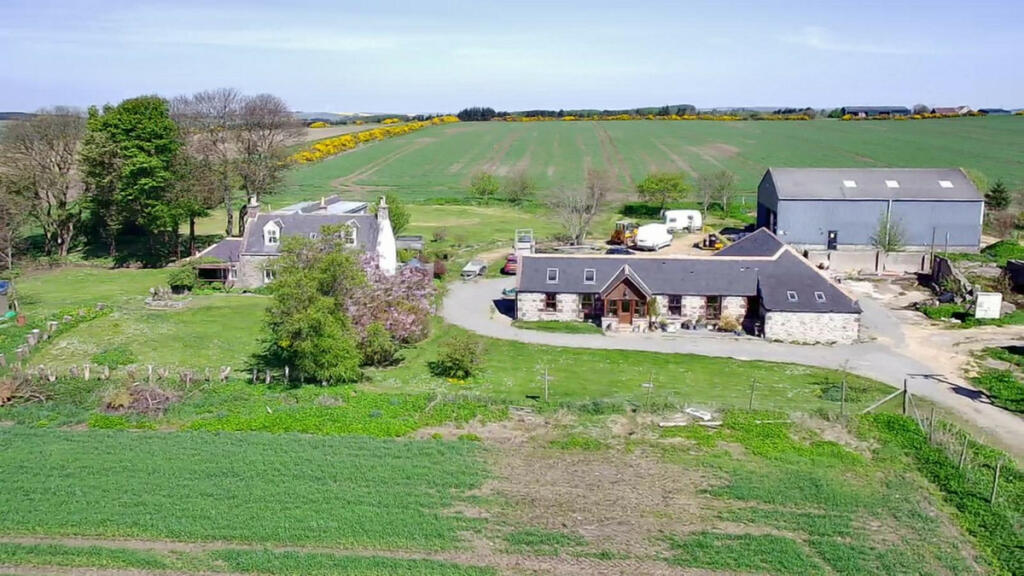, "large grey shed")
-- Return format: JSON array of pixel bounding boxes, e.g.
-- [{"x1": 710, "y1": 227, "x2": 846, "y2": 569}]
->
[{"x1": 756, "y1": 168, "x2": 984, "y2": 251}]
